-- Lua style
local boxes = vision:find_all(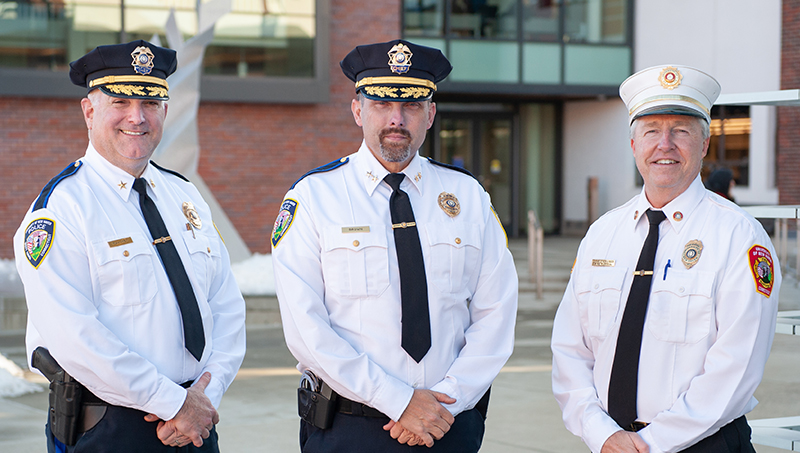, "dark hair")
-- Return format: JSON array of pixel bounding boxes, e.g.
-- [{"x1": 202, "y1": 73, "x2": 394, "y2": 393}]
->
[{"x1": 706, "y1": 168, "x2": 734, "y2": 198}]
